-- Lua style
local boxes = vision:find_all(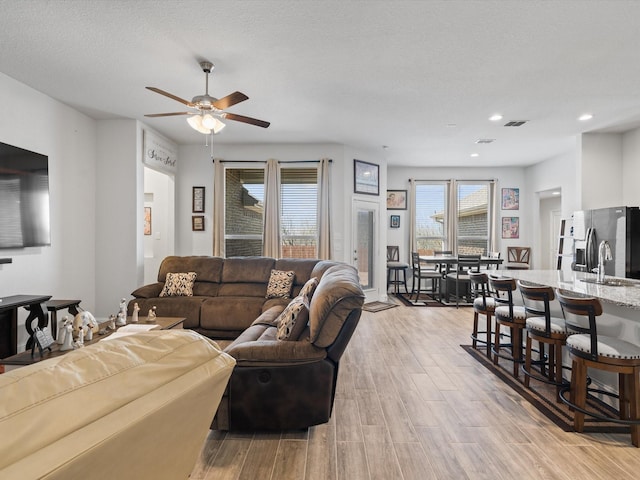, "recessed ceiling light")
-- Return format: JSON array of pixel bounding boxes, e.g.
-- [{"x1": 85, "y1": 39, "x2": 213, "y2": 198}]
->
[
  {"x1": 446, "y1": 123, "x2": 457, "y2": 128},
  {"x1": 470, "y1": 153, "x2": 479, "y2": 157},
  {"x1": 489, "y1": 114, "x2": 503, "y2": 121},
  {"x1": 552, "y1": 191, "x2": 560, "y2": 195},
  {"x1": 578, "y1": 113, "x2": 593, "y2": 121}
]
